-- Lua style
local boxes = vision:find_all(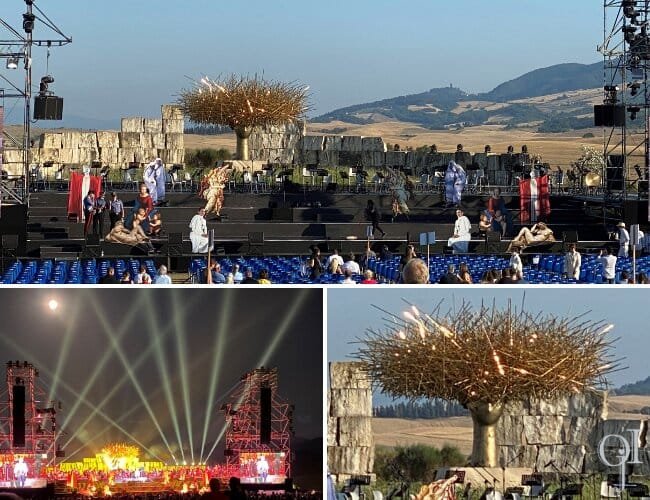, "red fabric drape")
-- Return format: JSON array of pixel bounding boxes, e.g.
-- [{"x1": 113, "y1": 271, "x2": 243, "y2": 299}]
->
[
  {"x1": 519, "y1": 174, "x2": 550, "y2": 223},
  {"x1": 67, "y1": 172, "x2": 102, "y2": 218}
]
